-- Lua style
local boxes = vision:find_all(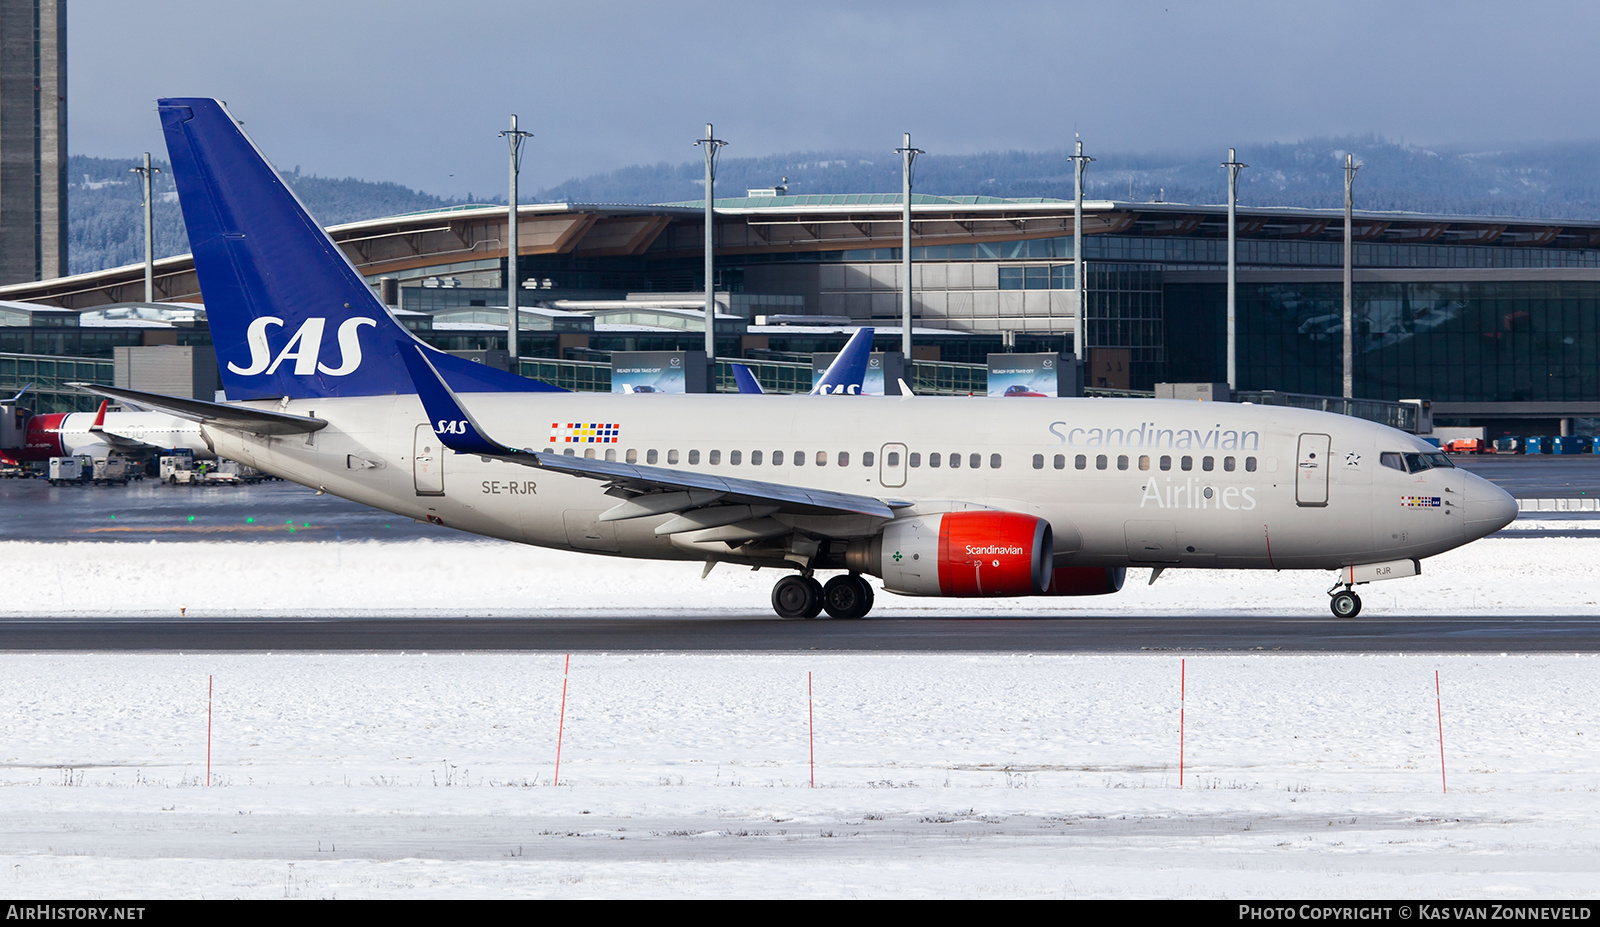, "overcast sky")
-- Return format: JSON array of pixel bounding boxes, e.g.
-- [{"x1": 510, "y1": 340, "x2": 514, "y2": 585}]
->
[{"x1": 70, "y1": 0, "x2": 1600, "y2": 199}]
